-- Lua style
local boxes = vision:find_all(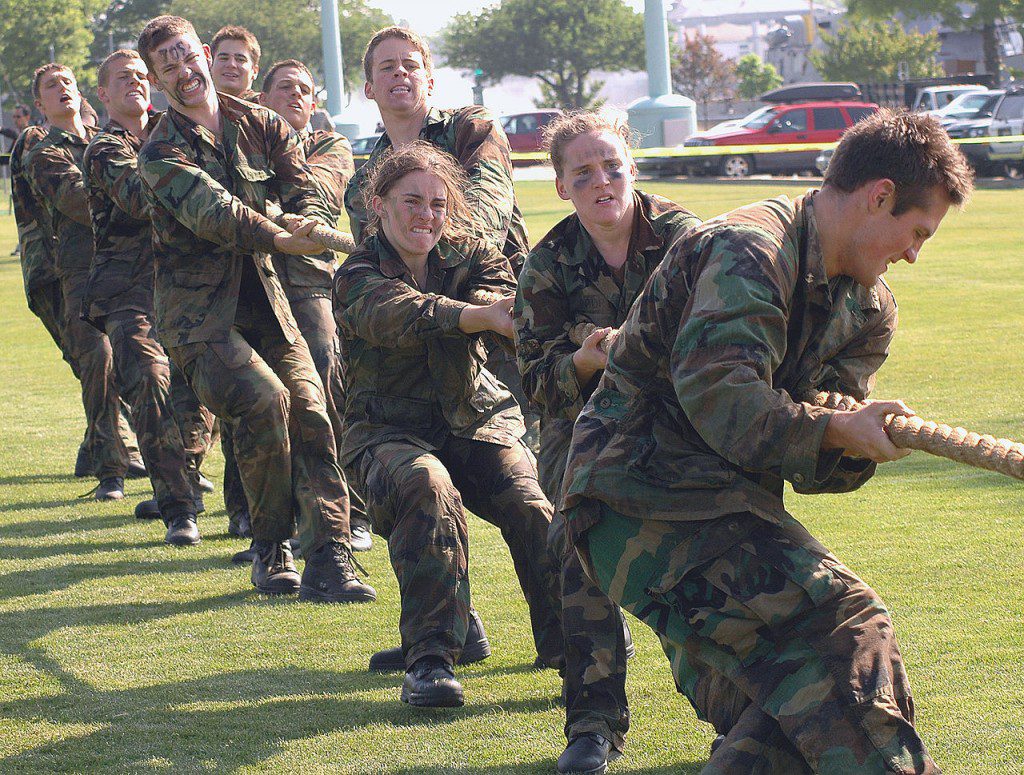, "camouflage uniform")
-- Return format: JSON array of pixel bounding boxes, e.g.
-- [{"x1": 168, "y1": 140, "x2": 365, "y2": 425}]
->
[
  {"x1": 333, "y1": 232, "x2": 562, "y2": 668},
  {"x1": 514, "y1": 191, "x2": 701, "y2": 753},
  {"x1": 138, "y1": 93, "x2": 351, "y2": 554},
  {"x1": 343, "y1": 105, "x2": 538, "y2": 448},
  {"x1": 82, "y1": 114, "x2": 205, "y2": 520},
  {"x1": 561, "y1": 193, "x2": 938, "y2": 773},
  {"x1": 24, "y1": 124, "x2": 130, "y2": 480}
]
